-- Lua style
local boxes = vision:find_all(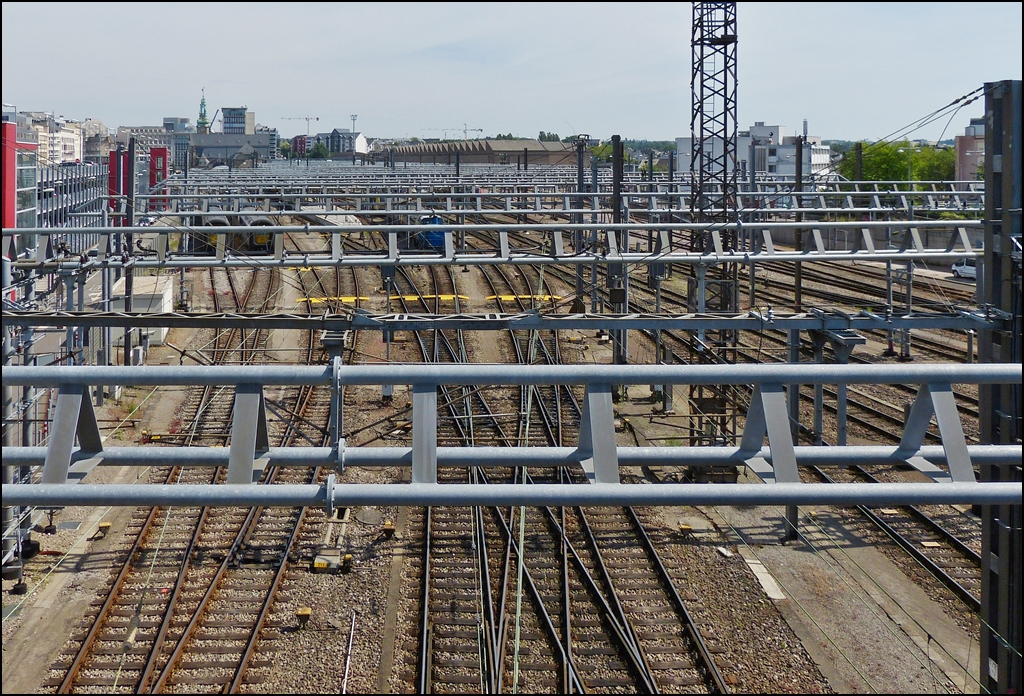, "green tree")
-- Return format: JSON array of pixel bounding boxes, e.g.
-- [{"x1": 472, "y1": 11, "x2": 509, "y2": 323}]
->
[
  {"x1": 837, "y1": 140, "x2": 952, "y2": 182},
  {"x1": 622, "y1": 139, "x2": 676, "y2": 152},
  {"x1": 914, "y1": 147, "x2": 955, "y2": 181},
  {"x1": 538, "y1": 131, "x2": 560, "y2": 142},
  {"x1": 589, "y1": 142, "x2": 614, "y2": 162},
  {"x1": 279, "y1": 140, "x2": 291, "y2": 158},
  {"x1": 309, "y1": 142, "x2": 329, "y2": 159},
  {"x1": 589, "y1": 141, "x2": 637, "y2": 164}
]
